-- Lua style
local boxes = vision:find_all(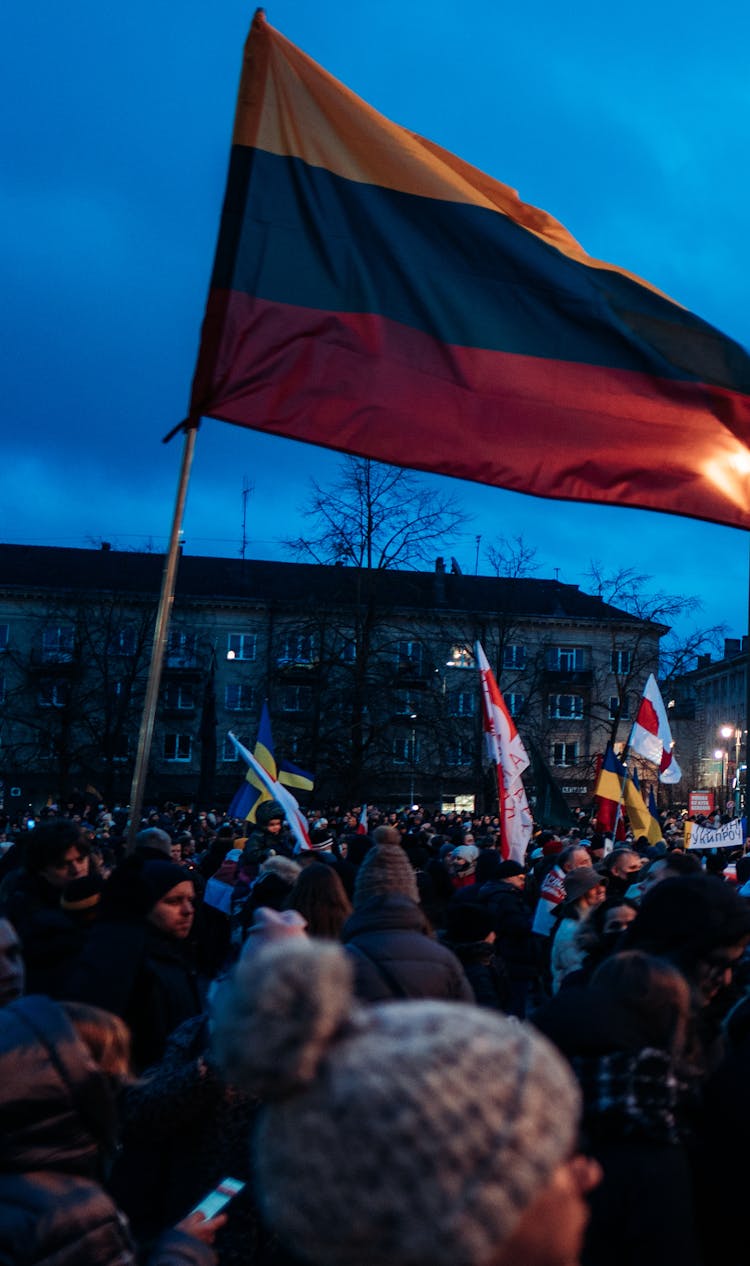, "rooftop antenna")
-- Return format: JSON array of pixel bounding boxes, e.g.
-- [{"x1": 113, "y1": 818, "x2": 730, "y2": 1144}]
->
[
  {"x1": 474, "y1": 535, "x2": 481, "y2": 575},
  {"x1": 553, "y1": 566, "x2": 560, "y2": 581},
  {"x1": 241, "y1": 477, "x2": 255, "y2": 561}
]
